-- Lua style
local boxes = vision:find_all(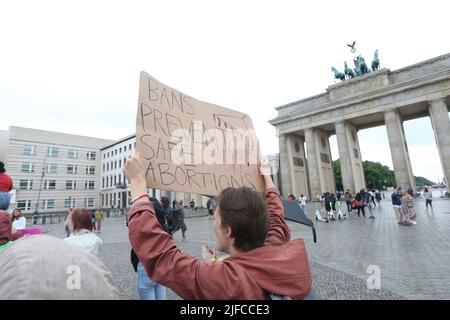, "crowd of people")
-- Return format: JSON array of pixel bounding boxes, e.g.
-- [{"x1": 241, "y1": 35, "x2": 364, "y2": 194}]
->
[{"x1": 285, "y1": 184, "x2": 436, "y2": 226}]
